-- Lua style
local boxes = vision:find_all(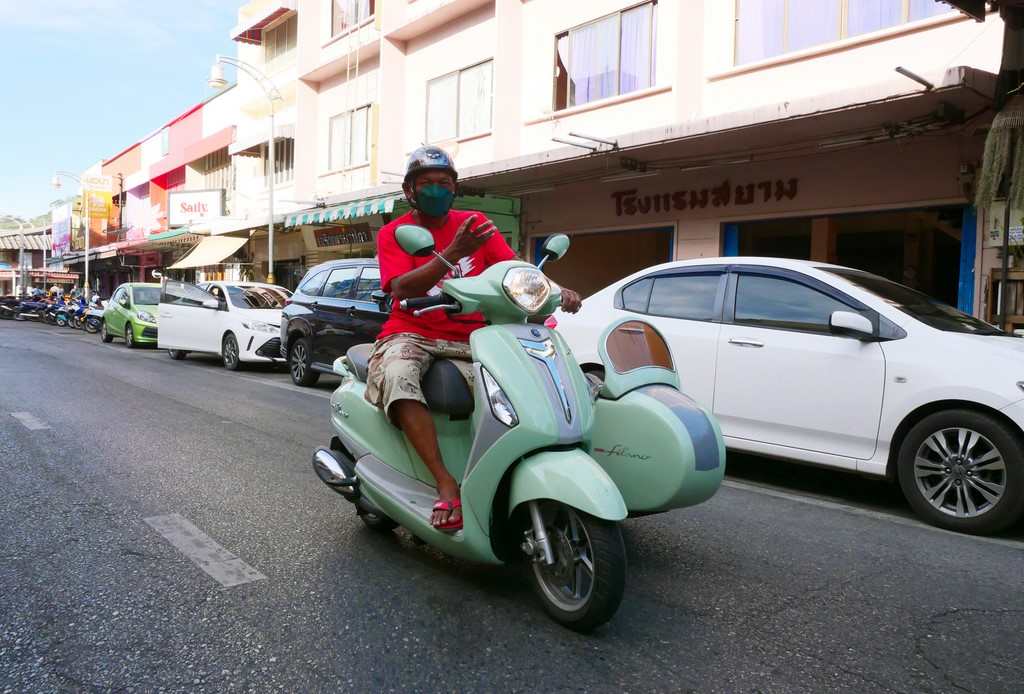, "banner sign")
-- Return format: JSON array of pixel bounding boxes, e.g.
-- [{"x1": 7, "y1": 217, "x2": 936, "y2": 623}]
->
[
  {"x1": 314, "y1": 224, "x2": 372, "y2": 248},
  {"x1": 168, "y1": 189, "x2": 225, "y2": 226},
  {"x1": 51, "y1": 204, "x2": 72, "y2": 254}
]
